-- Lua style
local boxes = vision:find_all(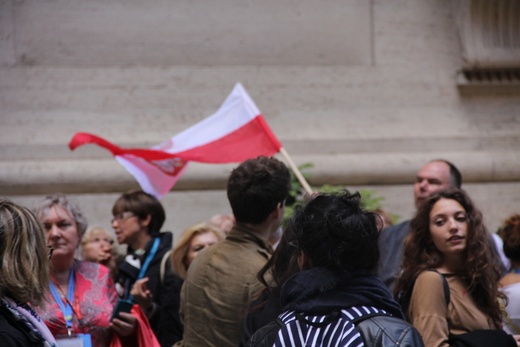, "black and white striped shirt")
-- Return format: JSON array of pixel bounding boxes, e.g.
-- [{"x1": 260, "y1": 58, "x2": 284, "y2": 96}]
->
[{"x1": 273, "y1": 306, "x2": 388, "y2": 347}]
